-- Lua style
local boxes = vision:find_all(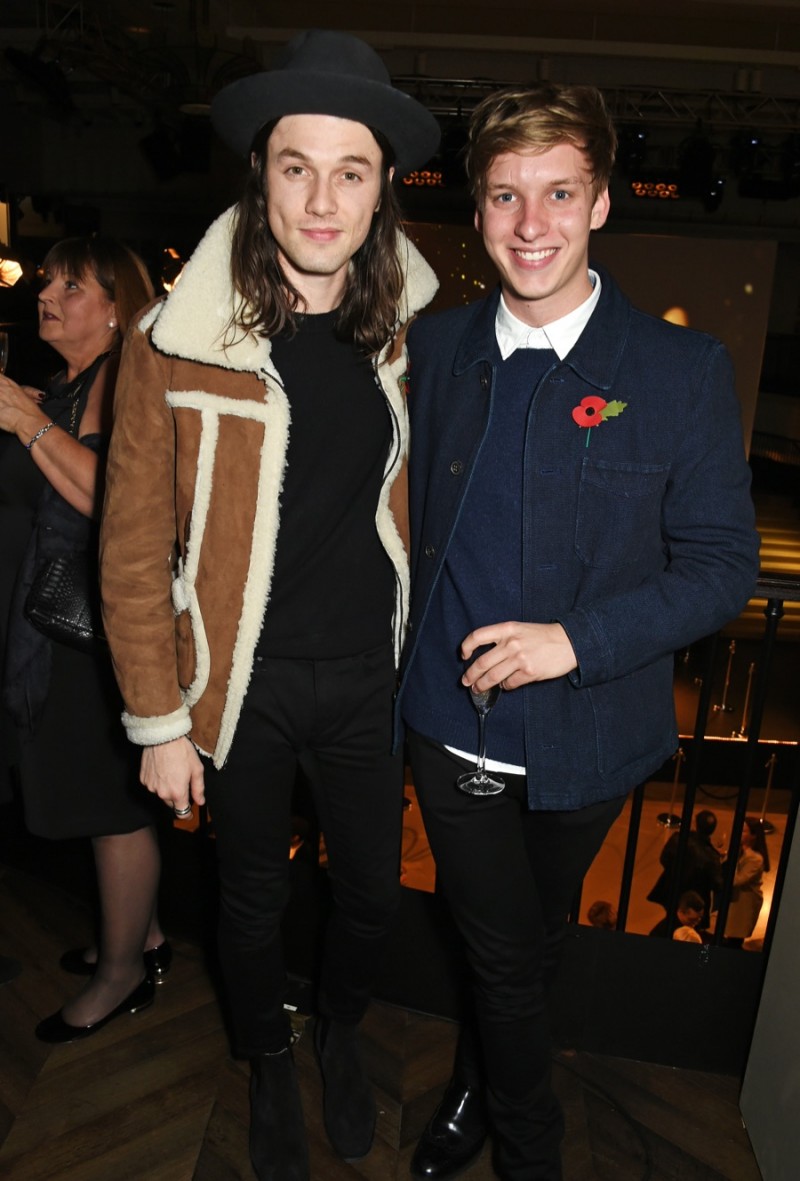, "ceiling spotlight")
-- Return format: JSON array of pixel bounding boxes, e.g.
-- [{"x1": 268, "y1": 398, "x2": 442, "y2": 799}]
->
[{"x1": 0, "y1": 258, "x2": 23, "y2": 287}]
